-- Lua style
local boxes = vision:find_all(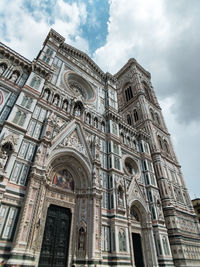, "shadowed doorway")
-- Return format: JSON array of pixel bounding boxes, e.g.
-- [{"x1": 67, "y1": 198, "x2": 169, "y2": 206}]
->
[
  {"x1": 39, "y1": 205, "x2": 71, "y2": 267},
  {"x1": 132, "y1": 232, "x2": 144, "y2": 267}
]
